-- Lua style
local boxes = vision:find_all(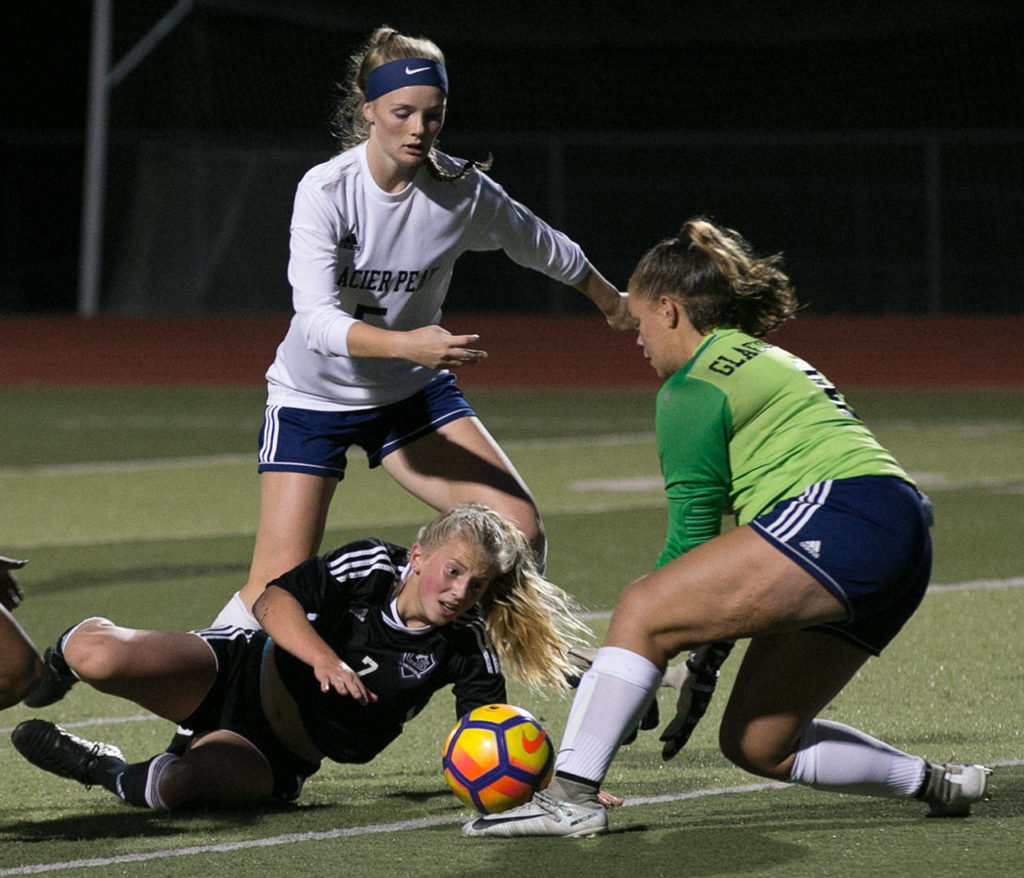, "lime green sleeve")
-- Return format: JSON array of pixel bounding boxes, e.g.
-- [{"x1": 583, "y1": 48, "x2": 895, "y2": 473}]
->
[{"x1": 654, "y1": 376, "x2": 732, "y2": 568}]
